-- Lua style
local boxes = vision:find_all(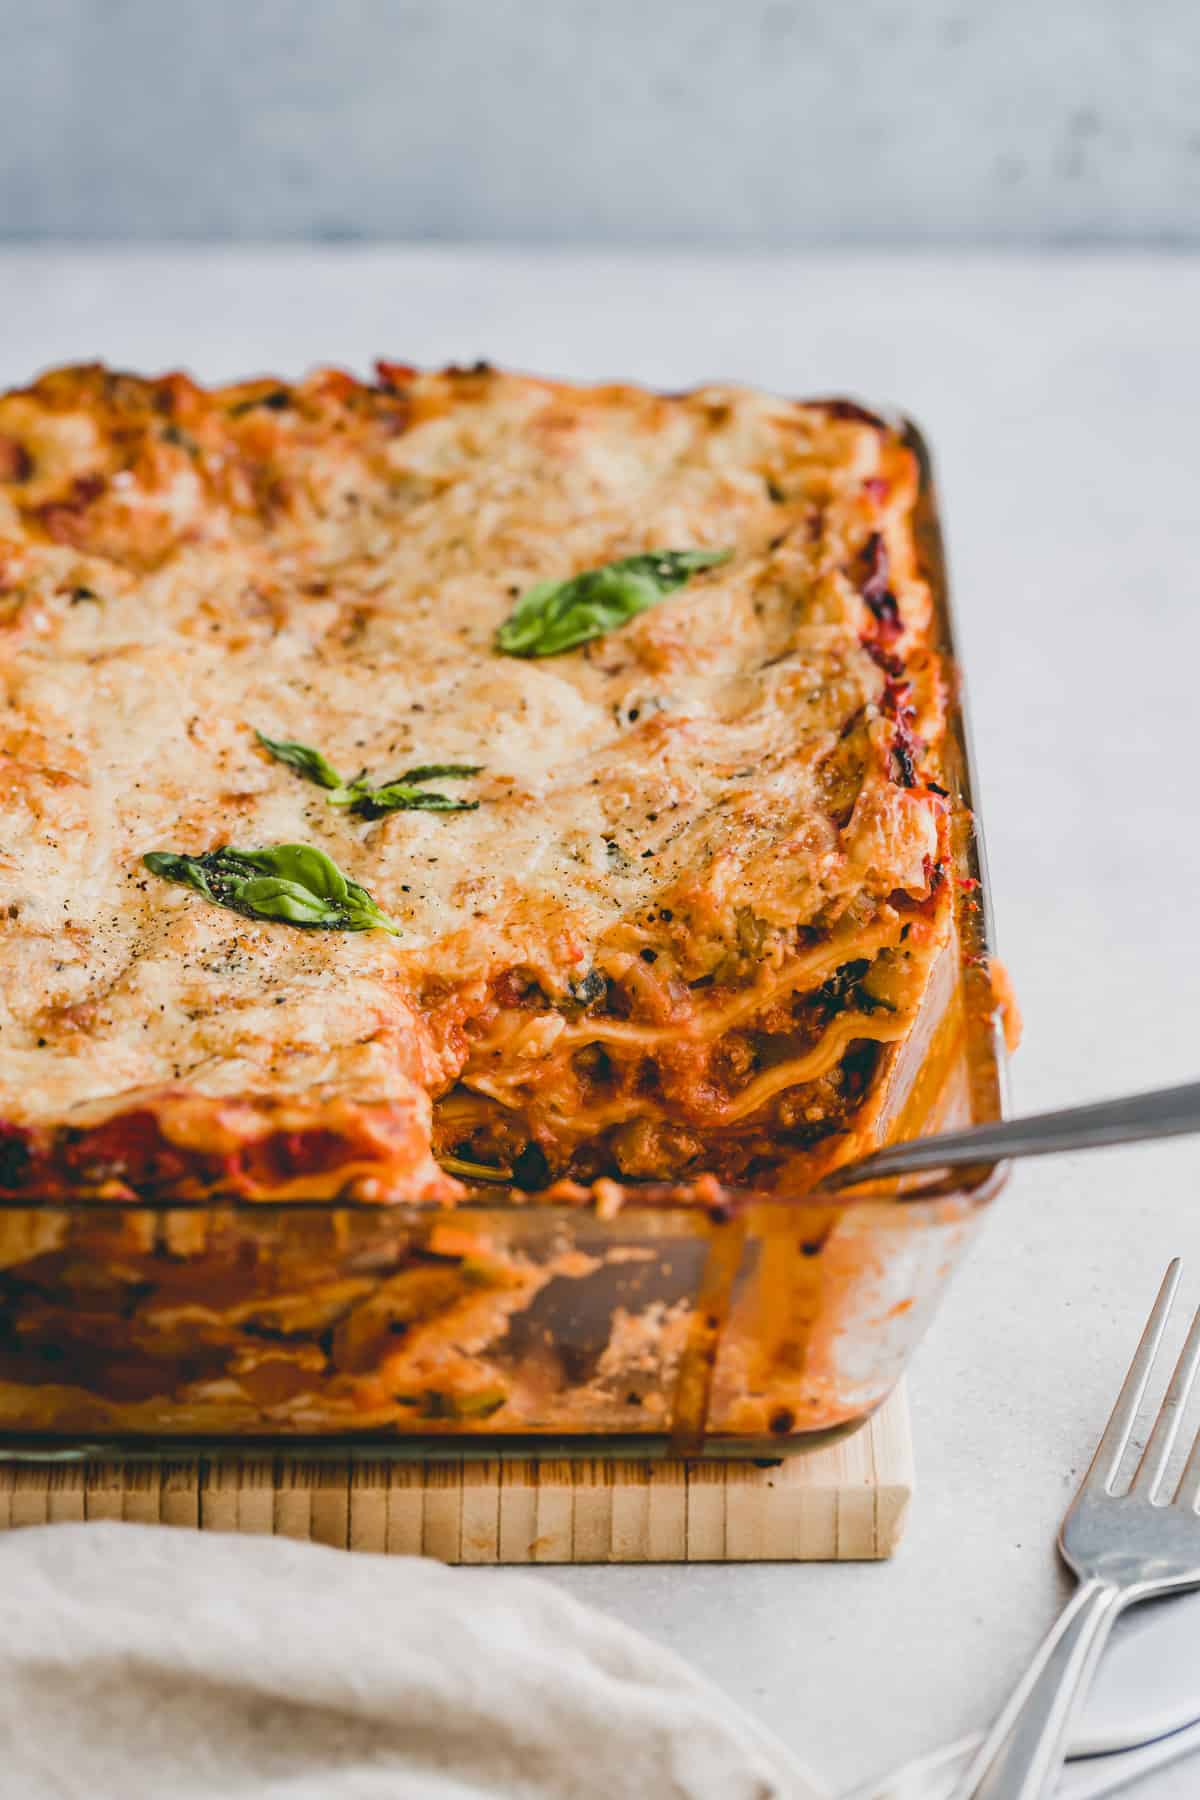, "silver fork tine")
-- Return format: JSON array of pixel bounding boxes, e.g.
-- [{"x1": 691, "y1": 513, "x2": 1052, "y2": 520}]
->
[
  {"x1": 1082, "y1": 1258, "x2": 1181, "y2": 1495},
  {"x1": 1173, "y1": 1420, "x2": 1200, "y2": 1509},
  {"x1": 1132, "y1": 1302, "x2": 1200, "y2": 1497}
]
